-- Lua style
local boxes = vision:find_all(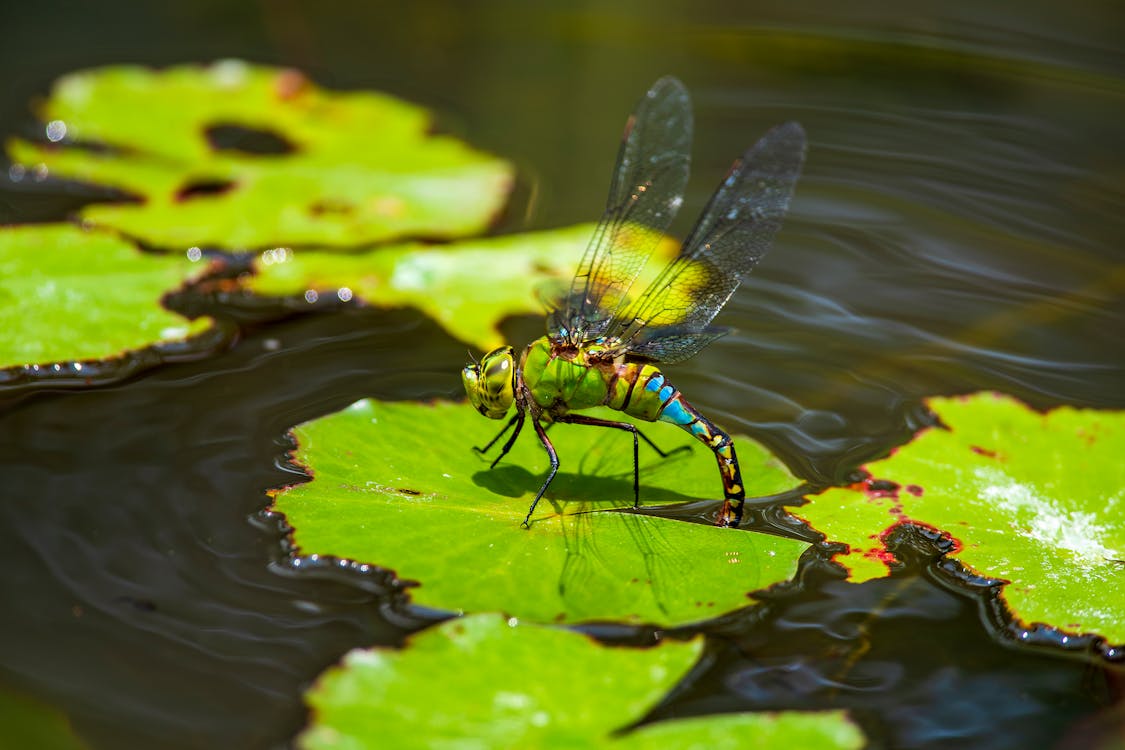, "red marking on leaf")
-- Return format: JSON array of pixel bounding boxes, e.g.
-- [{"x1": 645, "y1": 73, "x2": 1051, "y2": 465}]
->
[
  {"x1": 274, "y1": 69, "x2": 310, "y2": 100},
  {"x1": 887, "y1": 517, "x2": 963, "y2": 554},
  {"x1": 857, "y1": 476, "x2": 901, "y2": 500},
  {"x1": 905, "y1": 484, "x2": 923, "y2": 496},
  {"x1": 845, "y1": 468, "x2": 872, "y2": 491},
  {"x1": 970, "y1": 445, "x2": 998, "y2": 458},
  {"x1": 863, "y1": 547, "x2": 898, "y2": 566}
]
